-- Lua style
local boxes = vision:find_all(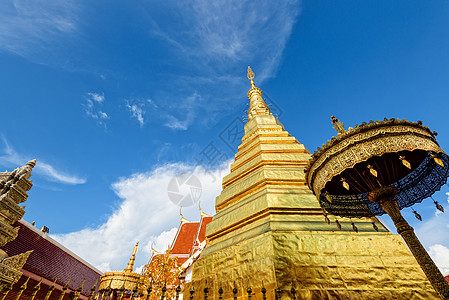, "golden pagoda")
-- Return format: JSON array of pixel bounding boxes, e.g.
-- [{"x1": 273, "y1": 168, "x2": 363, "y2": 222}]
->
[
  {"x1": 99, "y1": 242, "x2": 146, "y2": 297},
  {"x1": 187, "y1": 67, "x2": 438, "y2": 299}
]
